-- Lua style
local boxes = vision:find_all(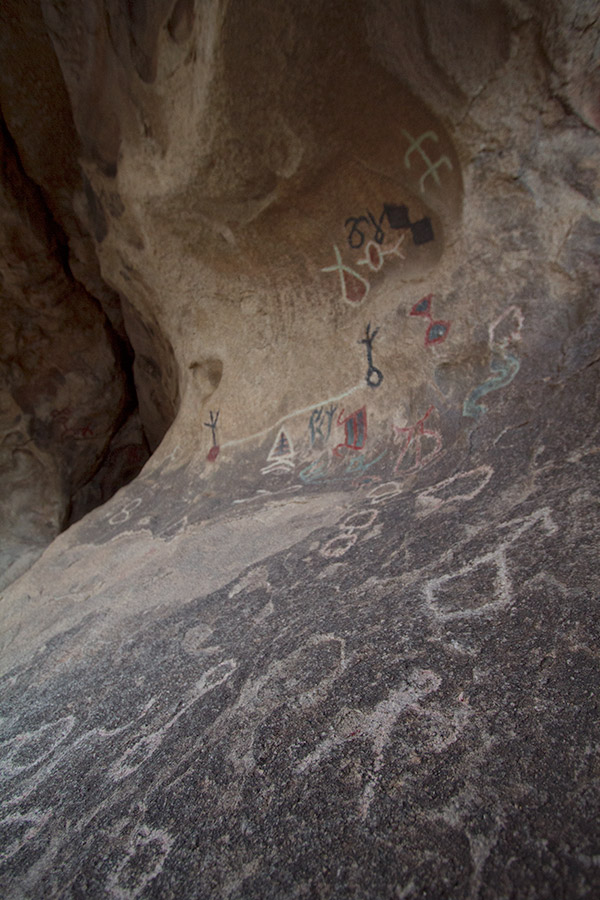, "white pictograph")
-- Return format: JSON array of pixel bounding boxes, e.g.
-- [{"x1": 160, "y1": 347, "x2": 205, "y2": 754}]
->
[
  {"x1": 0, "y1": 808, "x2": 52, "y2": 863},
  {"x1": 464, "y1": 305, "x2": 525, "y2": 419},
  {"x1": 416, "y1": 465, "x2": 494, "y2": 515},
  {"x1": 489, "y1": 305, "x2": 524, "y2": 349},
  {"x1": 108, "y1": 659, "x2": 238, "y2": 782},
  {"x1": 261, "y1": 429, "x2": 295, "y2": 475},
  {"x1": 402, "y1": 129, "x2": 453, "y2": 193},
  {"x1": 212, "y1": 634, "x2": 348, "y2": 782},
  {"x1": 356, "y1": 235, "x2": 406, "y2": 272},
  {"x1": 321, "y1": 243, "x2": 371, "y2": 305},
  {"x1": 424, "y1": 507, "x2": 558, "y2": 619},
  {"x1": 295, "y1": 668, "x2": 441, "y2": 819},
  {"x1": 0, "y1": 715, "x2": 76, "y2": 782},
  {"x1": 1, "y1": 720, "x2": 135, "y2": 810},
  {"x1": 106, "y1": 825, "x2": 175, "y2": 899},
  {"x1": 0, "y1": 656, "x2": 240, "y2": 878},
  {"x1": 320, "y1": 509, "x2": 379, "y2": 559},
  {"x1": 367, "y1": 481, "x2": 404, "y2": 504},
  {"x1": 109, "y1": 498, "x2": 142, "y2": 526},
  {"x1": 159, "y1": 515, "x2": 189, "y2": 540}
]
